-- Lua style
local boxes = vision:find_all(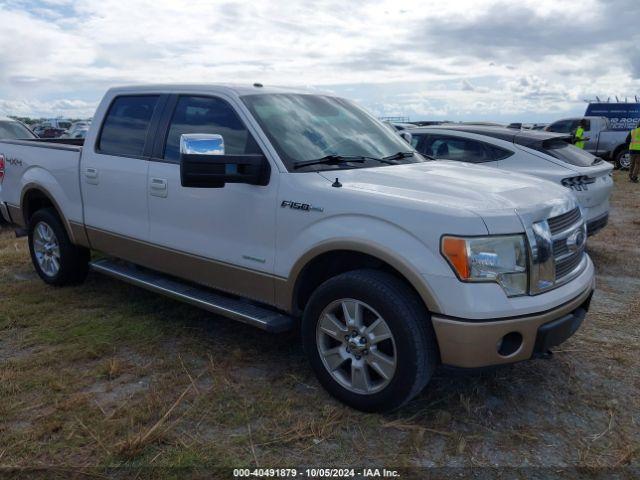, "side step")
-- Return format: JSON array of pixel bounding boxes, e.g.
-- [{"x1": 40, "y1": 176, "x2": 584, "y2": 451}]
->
[{"x1": 89, "y1": 258, "x2": 294, "y2": 333}]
